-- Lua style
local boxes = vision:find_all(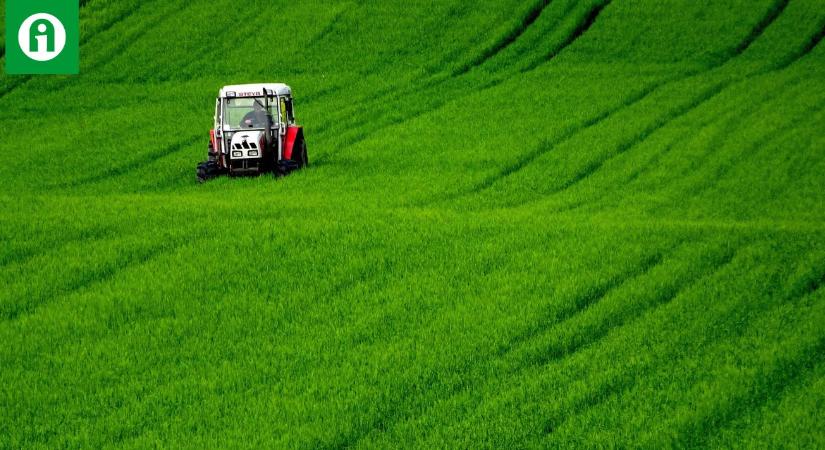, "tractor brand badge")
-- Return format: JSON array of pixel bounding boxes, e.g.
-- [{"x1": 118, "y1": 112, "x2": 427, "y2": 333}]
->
[{"x1": 5, "y1": 0, "x2": 79, "y2": 74}]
